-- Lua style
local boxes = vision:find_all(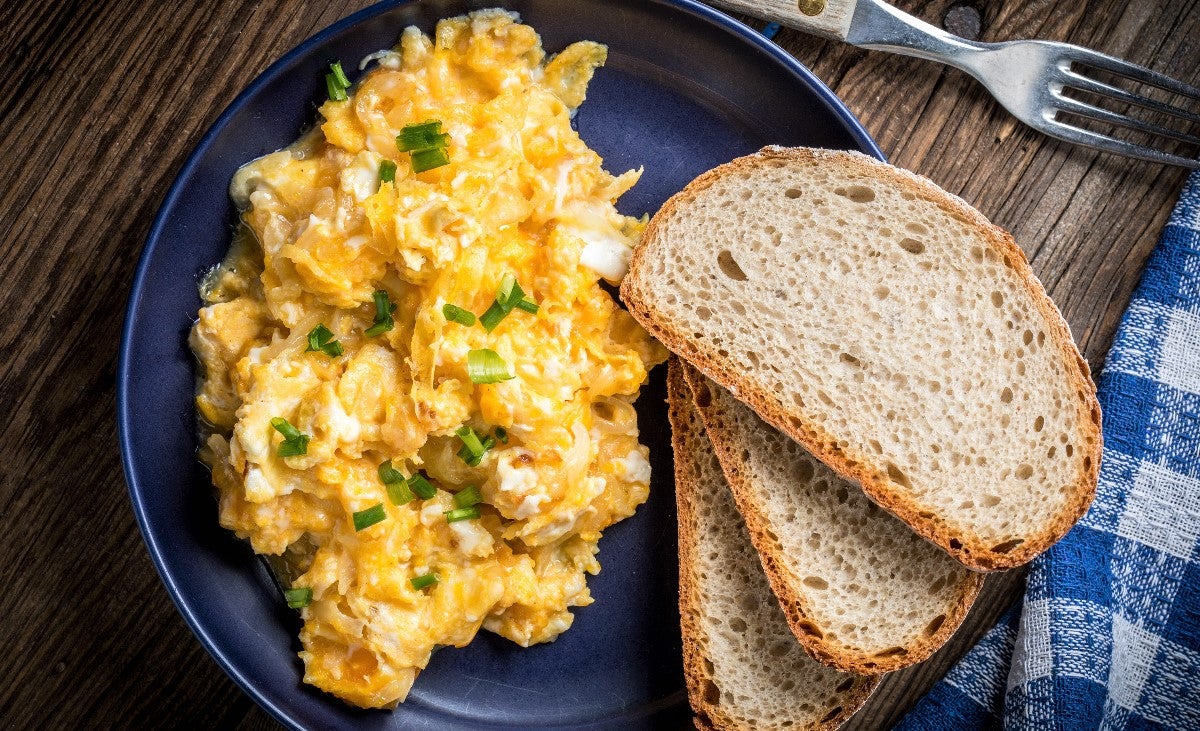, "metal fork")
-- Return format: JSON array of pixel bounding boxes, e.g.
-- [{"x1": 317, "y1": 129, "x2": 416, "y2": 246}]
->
[{"x1": 709, "y1": 0, "x2": 1200, "y2": 168}]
